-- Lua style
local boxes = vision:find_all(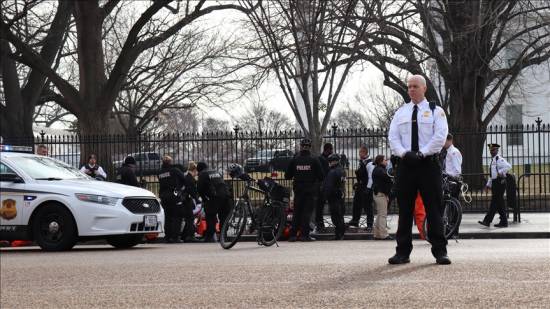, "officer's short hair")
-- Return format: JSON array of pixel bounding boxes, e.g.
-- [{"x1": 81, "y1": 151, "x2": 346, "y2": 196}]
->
[
  {"x1": 407, "y1": 74, "x2": 426, "y2": 87},
  {"x1": 197, "y1": 161, "x2": 208, "y2": 172},
  {"x1": 162, "y1": 155, "x2": 173, "y2": 165},
  {"x1": 88, "y1": 154, "x2": 97, "y2": 160},
  {"x1": 323, "y1": 143, "x2": 333, "y2": 152},
  {"x1": 374, "y1": 155, "x2": 386, "y2": 166}
]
